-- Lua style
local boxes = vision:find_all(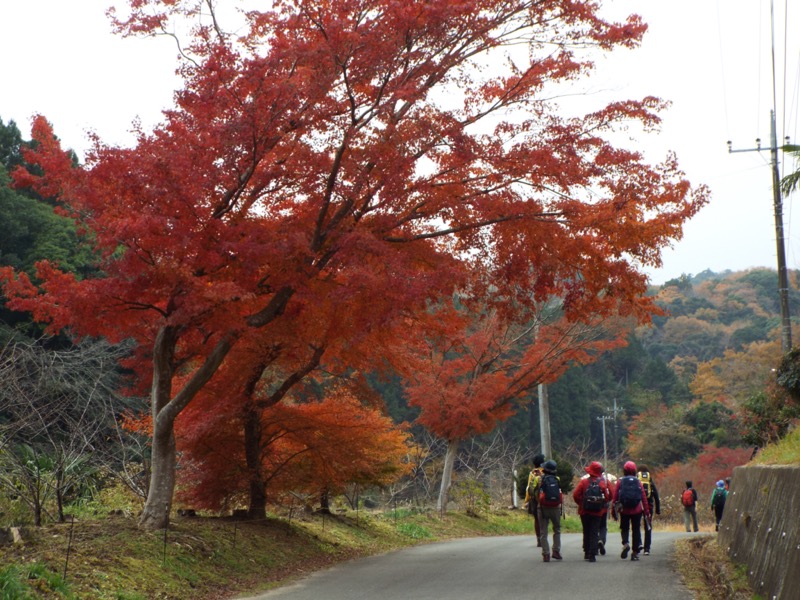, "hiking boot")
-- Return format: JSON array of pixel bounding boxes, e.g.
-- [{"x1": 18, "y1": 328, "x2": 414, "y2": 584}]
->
[
  {"x1": 543, "y1": 554, "x2": 550, "y2": 562},
  {"x1": 552, "y1": 550, "x2": 562, "y2": 560},
  {"x1": 597, "y1": 541, "x2": 606, "y2": 555},
  {"x1": 588, "y1": 555, "x2": 596, "y2": 562},
  {"x1": 631, "y1": 553, "x2": 640, "y2": 561},
  {"x1": 621, "y1": 543, "x2": 630, "y2": 559}
]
